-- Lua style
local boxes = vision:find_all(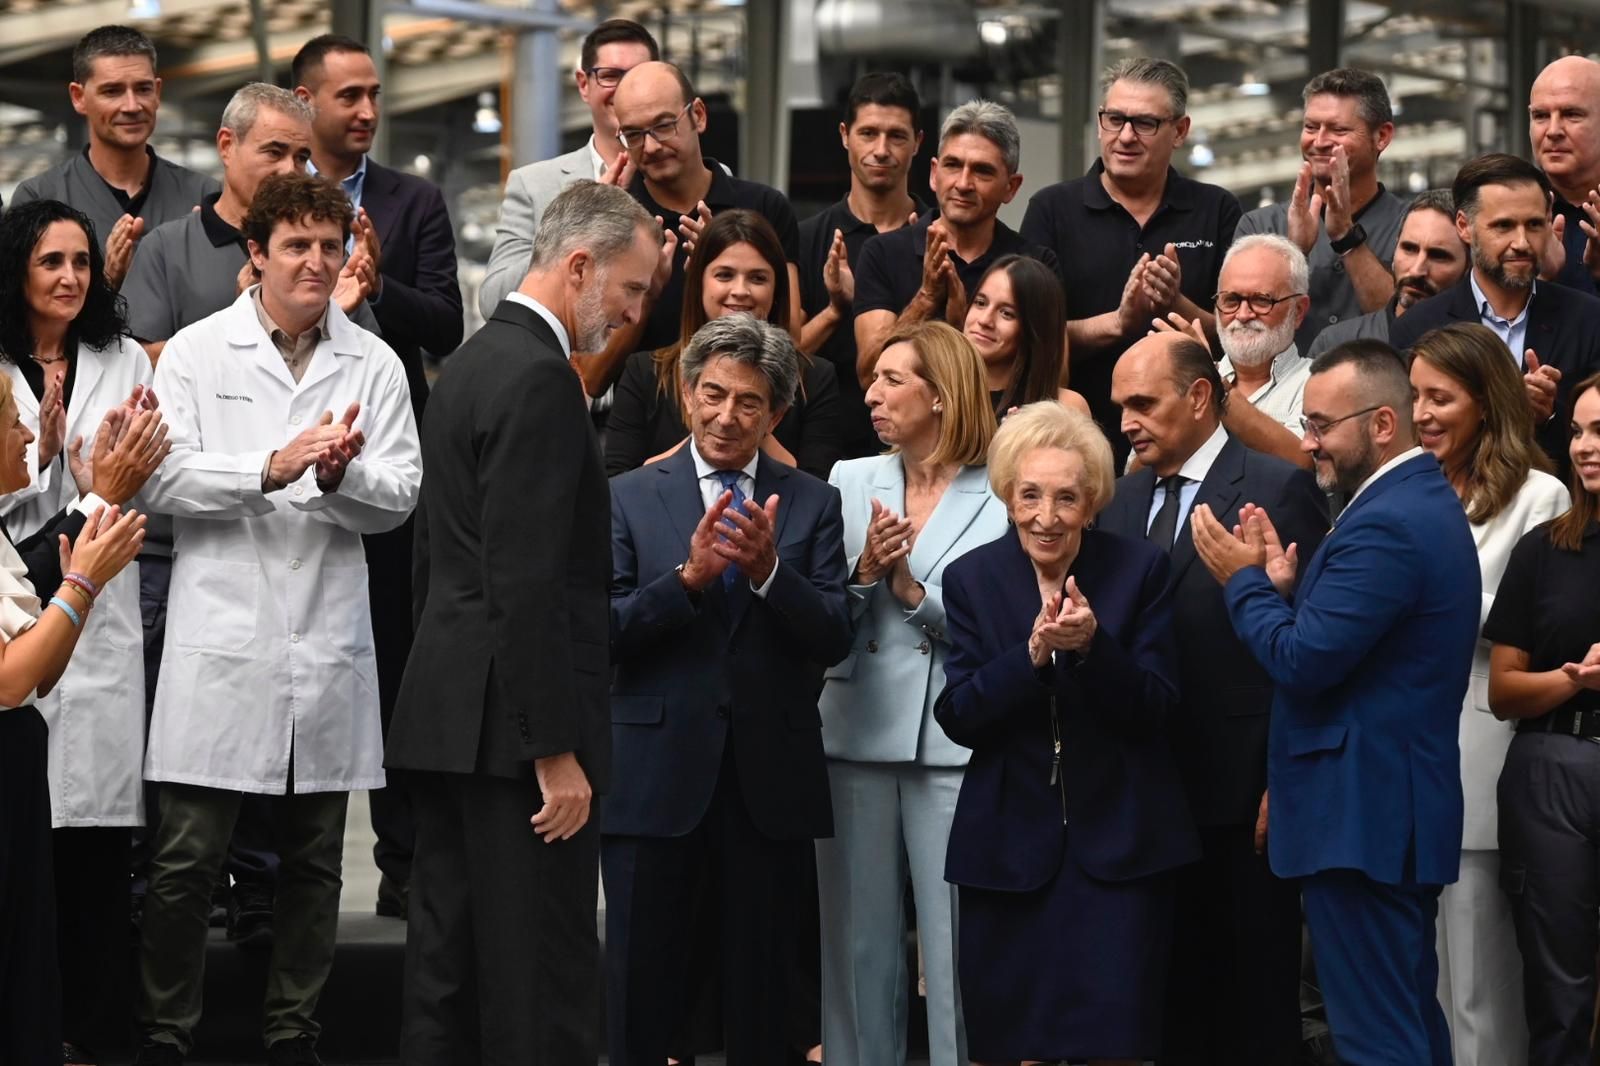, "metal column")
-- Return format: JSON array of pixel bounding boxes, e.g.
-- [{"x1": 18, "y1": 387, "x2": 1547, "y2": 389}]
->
[
  {"x1": 1307, "y1": 0, "x2": 1344, "y2": 76},
  {"x1": 510, "y1": 0, "x2": 563, "y2": 167},
  {"x1": 332, "y1": 0, "x2": 390, "y2": 162},
  {"x1": 1506, "y1": 0, "x2": 1541, "y2": 157},
  {"x1": 742, "y1": 0, "x2": 791, "y2": 192},
  {"x1": 1055, "y1": 0, "x2": 1102, "y2": 182}
]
